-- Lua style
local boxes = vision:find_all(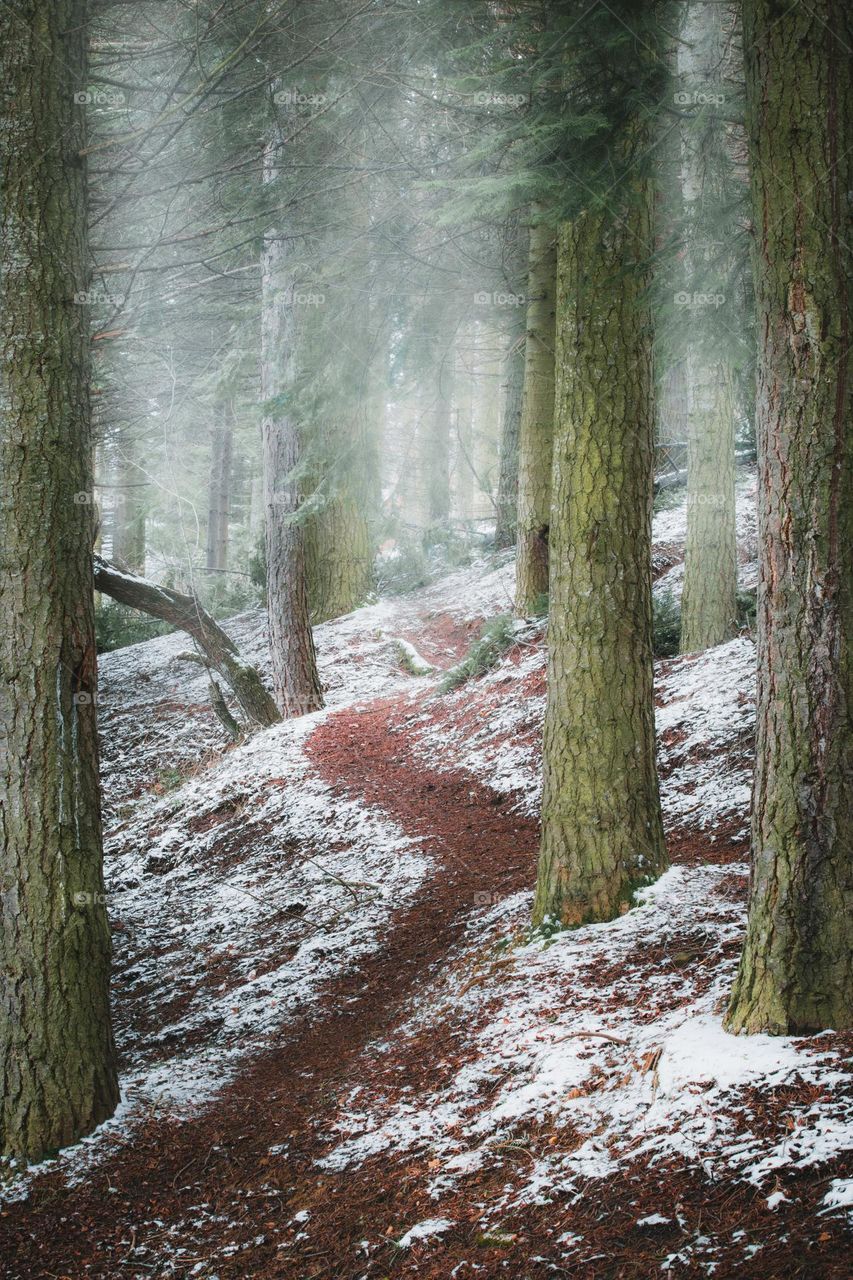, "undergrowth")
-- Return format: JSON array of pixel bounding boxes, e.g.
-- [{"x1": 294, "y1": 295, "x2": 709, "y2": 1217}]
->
[{"x1": 439, "y1": 614, "x2": 517, "y2": 693}]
